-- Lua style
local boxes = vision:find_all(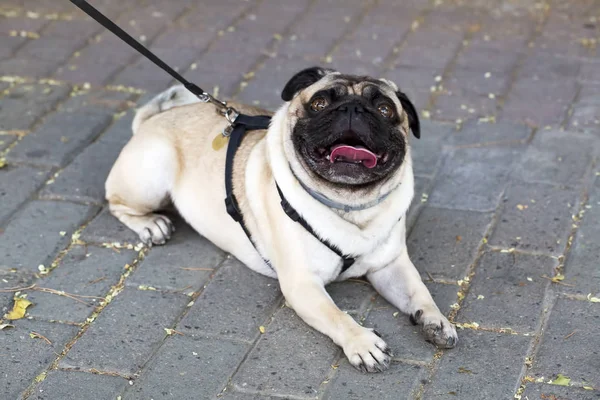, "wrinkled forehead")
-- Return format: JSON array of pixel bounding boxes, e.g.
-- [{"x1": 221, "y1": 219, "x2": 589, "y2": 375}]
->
[{"x1": 297, "y1": 74, "x2": 397, "y2": 103}]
